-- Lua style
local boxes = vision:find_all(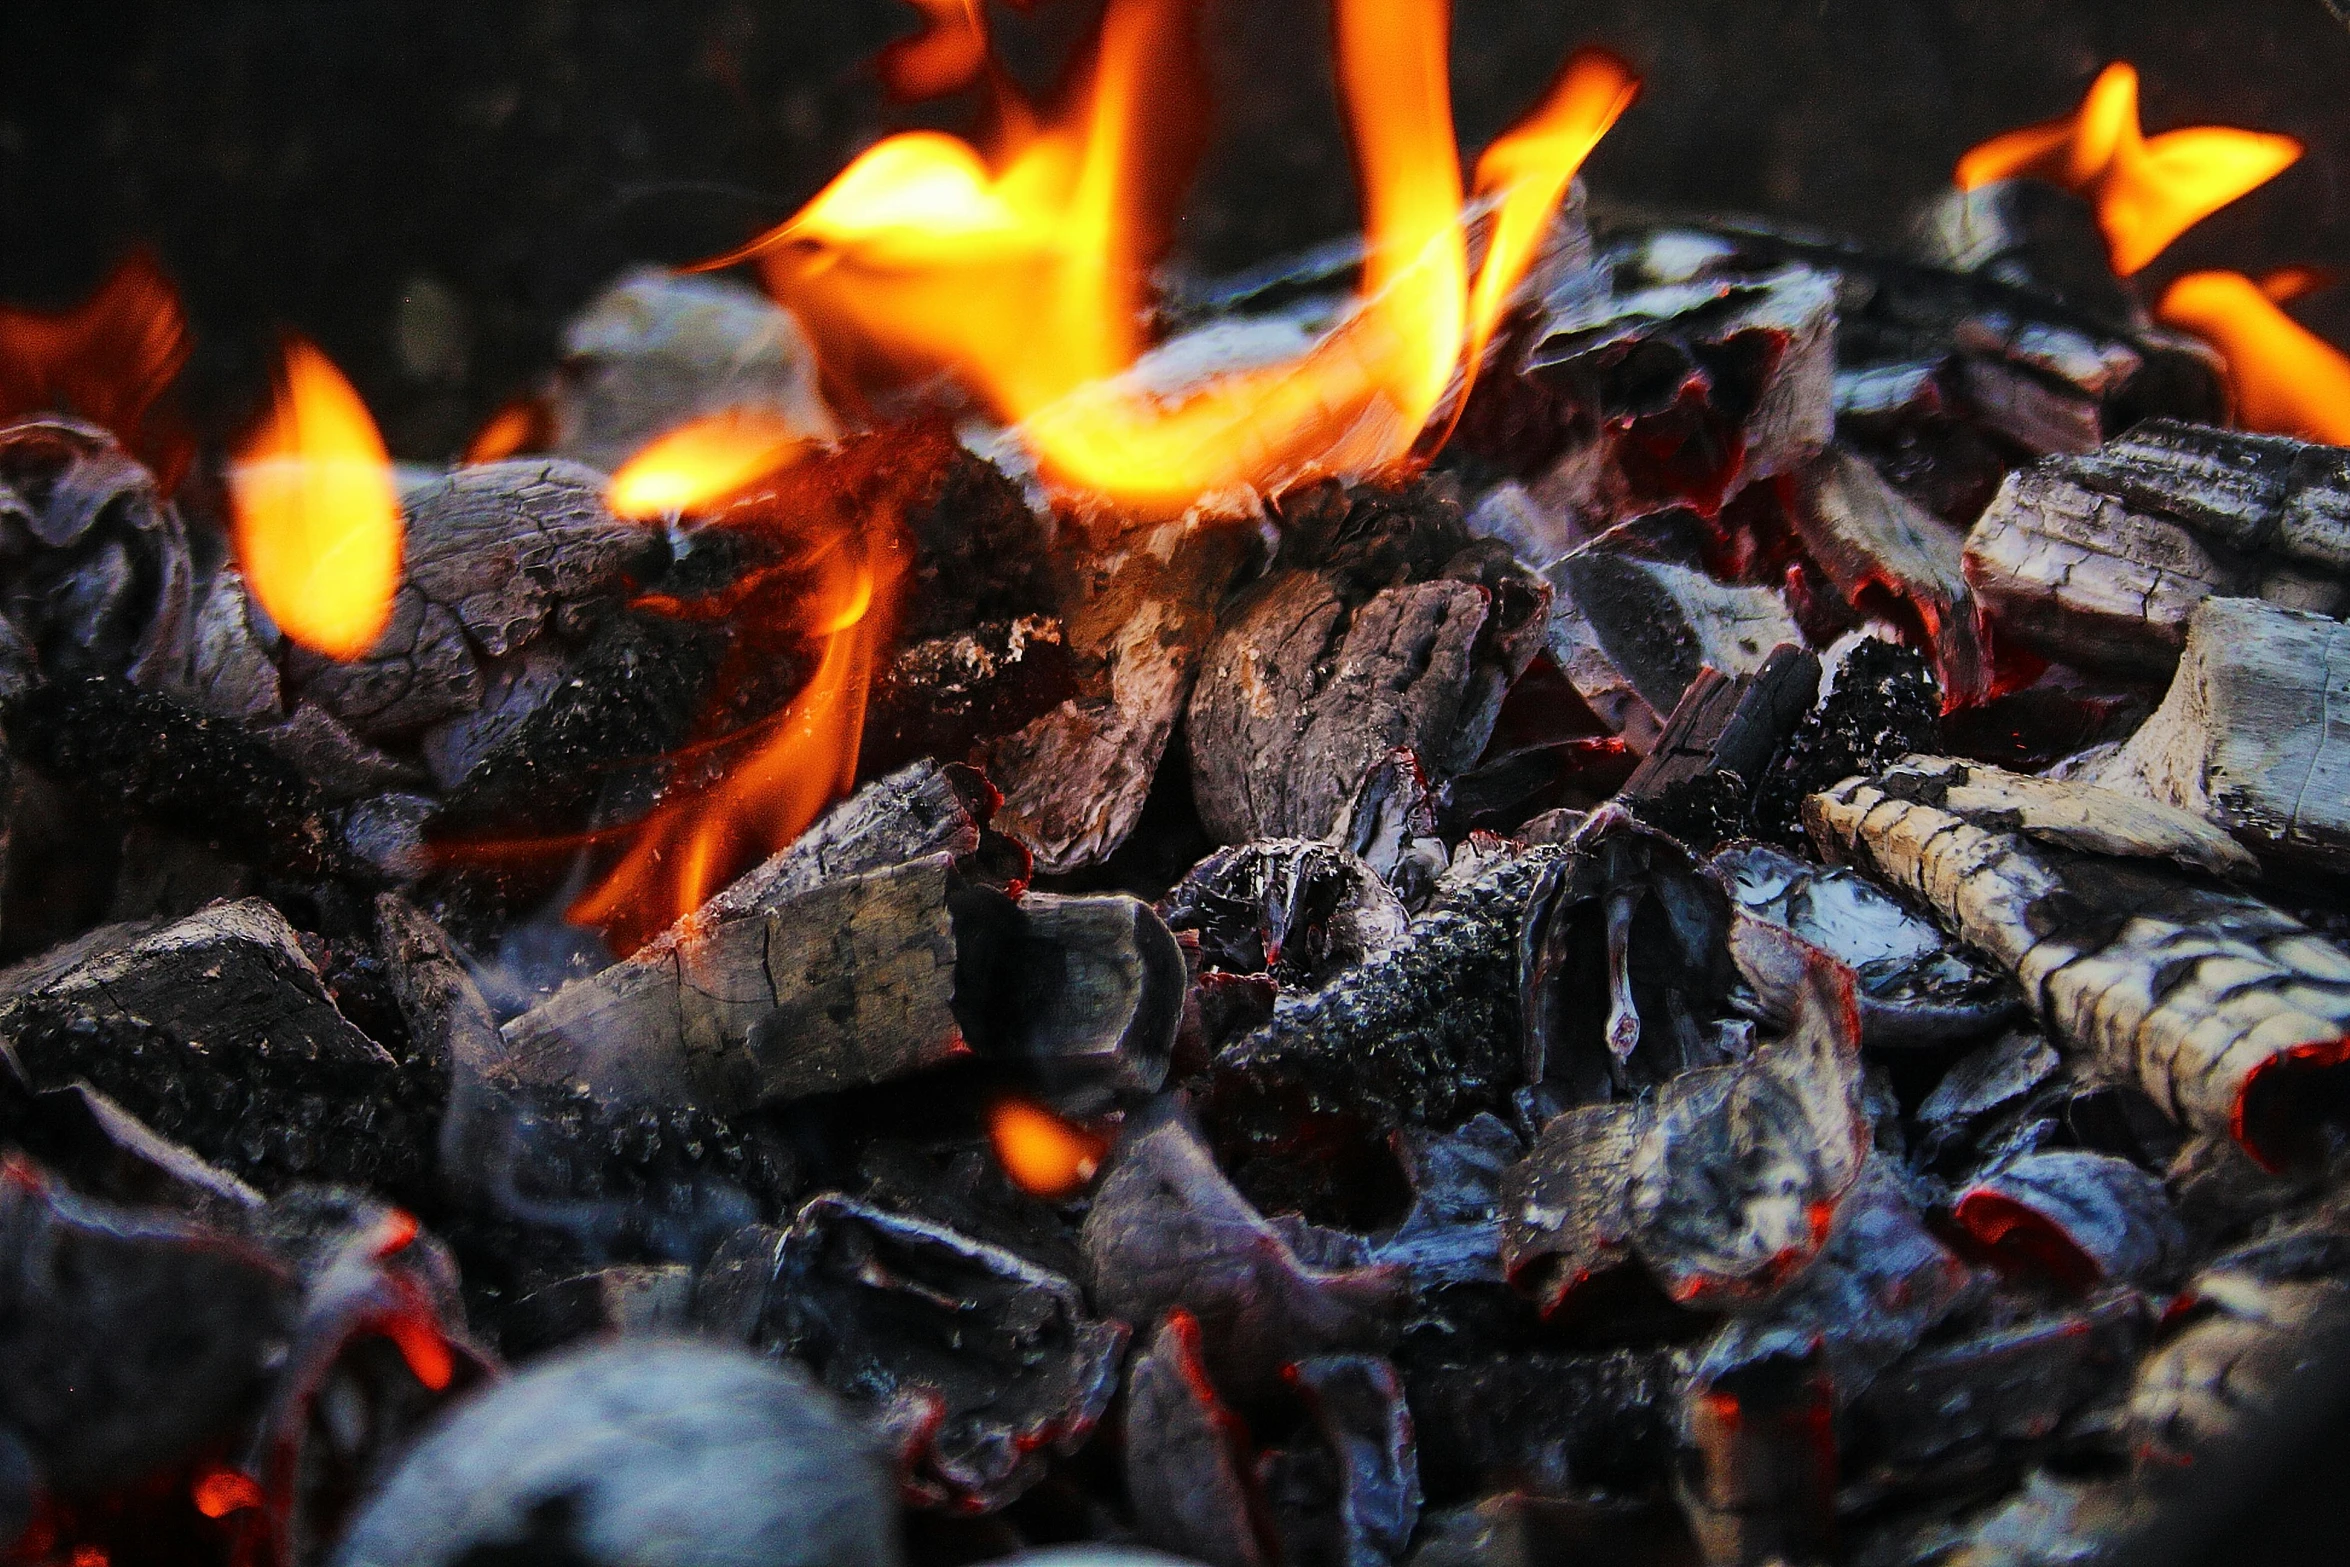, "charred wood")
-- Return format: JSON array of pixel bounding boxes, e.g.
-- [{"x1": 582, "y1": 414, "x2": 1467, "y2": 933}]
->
[
  {"x1": 1124, "y1": 1309, "x2": 1276, "y2": 1567},
  {"x1": 1752, "y1": 637, "x2": 1941, "y2": 845},
  {"x1": 1401, "y1": 1350, "x2": 1678, "y2": 1505},
  {"x1": 1161, "y1": 840, "x2": 1409, "y2": 991},
  {"x1": 1952, "y1": 1149, "x2": 2187, "y2": 1291},
  {"x1": 1621, "y1": 645, "x2": 1819, "y2": 817},
  {"x1": 1263, "y1": 1353, "x2": 1422, "y2": 1567}
]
